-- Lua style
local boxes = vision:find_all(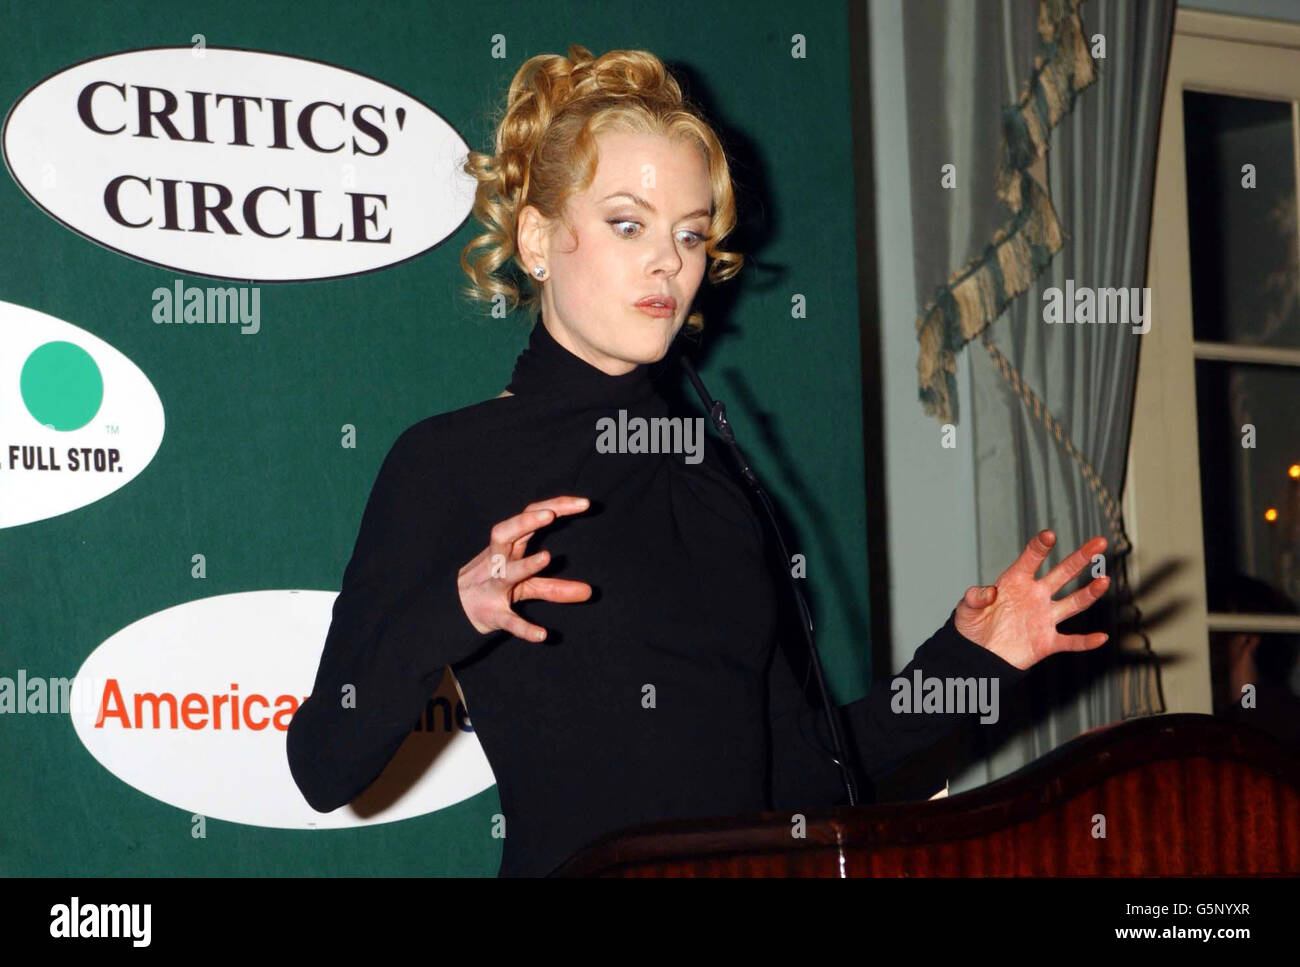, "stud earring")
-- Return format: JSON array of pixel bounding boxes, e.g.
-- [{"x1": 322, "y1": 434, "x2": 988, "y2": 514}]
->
[{"x1": 531, "y1": 265, "x2": 548, "y2": 280}]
